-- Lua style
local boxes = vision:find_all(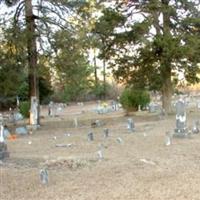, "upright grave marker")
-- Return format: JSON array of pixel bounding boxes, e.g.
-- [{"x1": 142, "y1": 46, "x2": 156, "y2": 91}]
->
[
  {"x1": 103, "y1": 128, "x2": 109, "y2": 138},
  {"x1": 174, "y1": 98, "x2": 188, "y2": 137},
  {"x1": 127, "y1": 118, "x2": 135, "y2": 132},
  {"x1": 0, "y1": 125, "x2": 9, "y2": 160},
  {"x1": 88, "y1": 132, "x2": 94, "y2": 141}
]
